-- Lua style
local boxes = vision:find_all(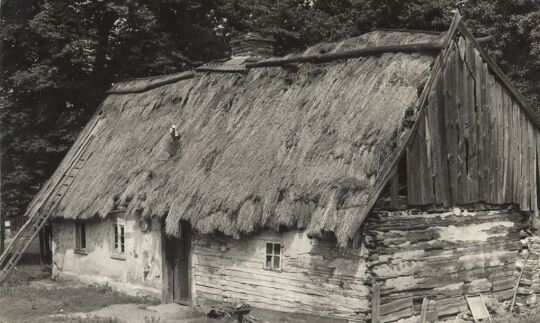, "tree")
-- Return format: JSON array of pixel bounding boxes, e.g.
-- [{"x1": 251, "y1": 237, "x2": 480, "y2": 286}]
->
[
  {"x1": 0, "y1": 0, "x2": 225, "y2": 226},
  {"x1": 1, "y1": 0, "x2": 539, "y2": 228}
]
